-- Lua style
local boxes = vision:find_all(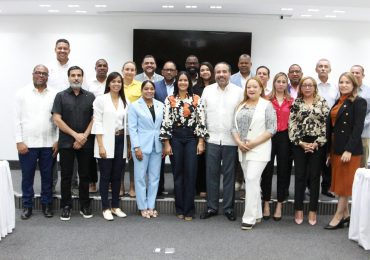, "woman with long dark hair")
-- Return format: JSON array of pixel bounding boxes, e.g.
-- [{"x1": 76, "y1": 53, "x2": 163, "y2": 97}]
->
[
  {"x1": 92, "y1": 72, "x2": 129, "y2": 220},
  {"x1": 160, "y1": 71, "x2": 208, "y2": 221}
]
